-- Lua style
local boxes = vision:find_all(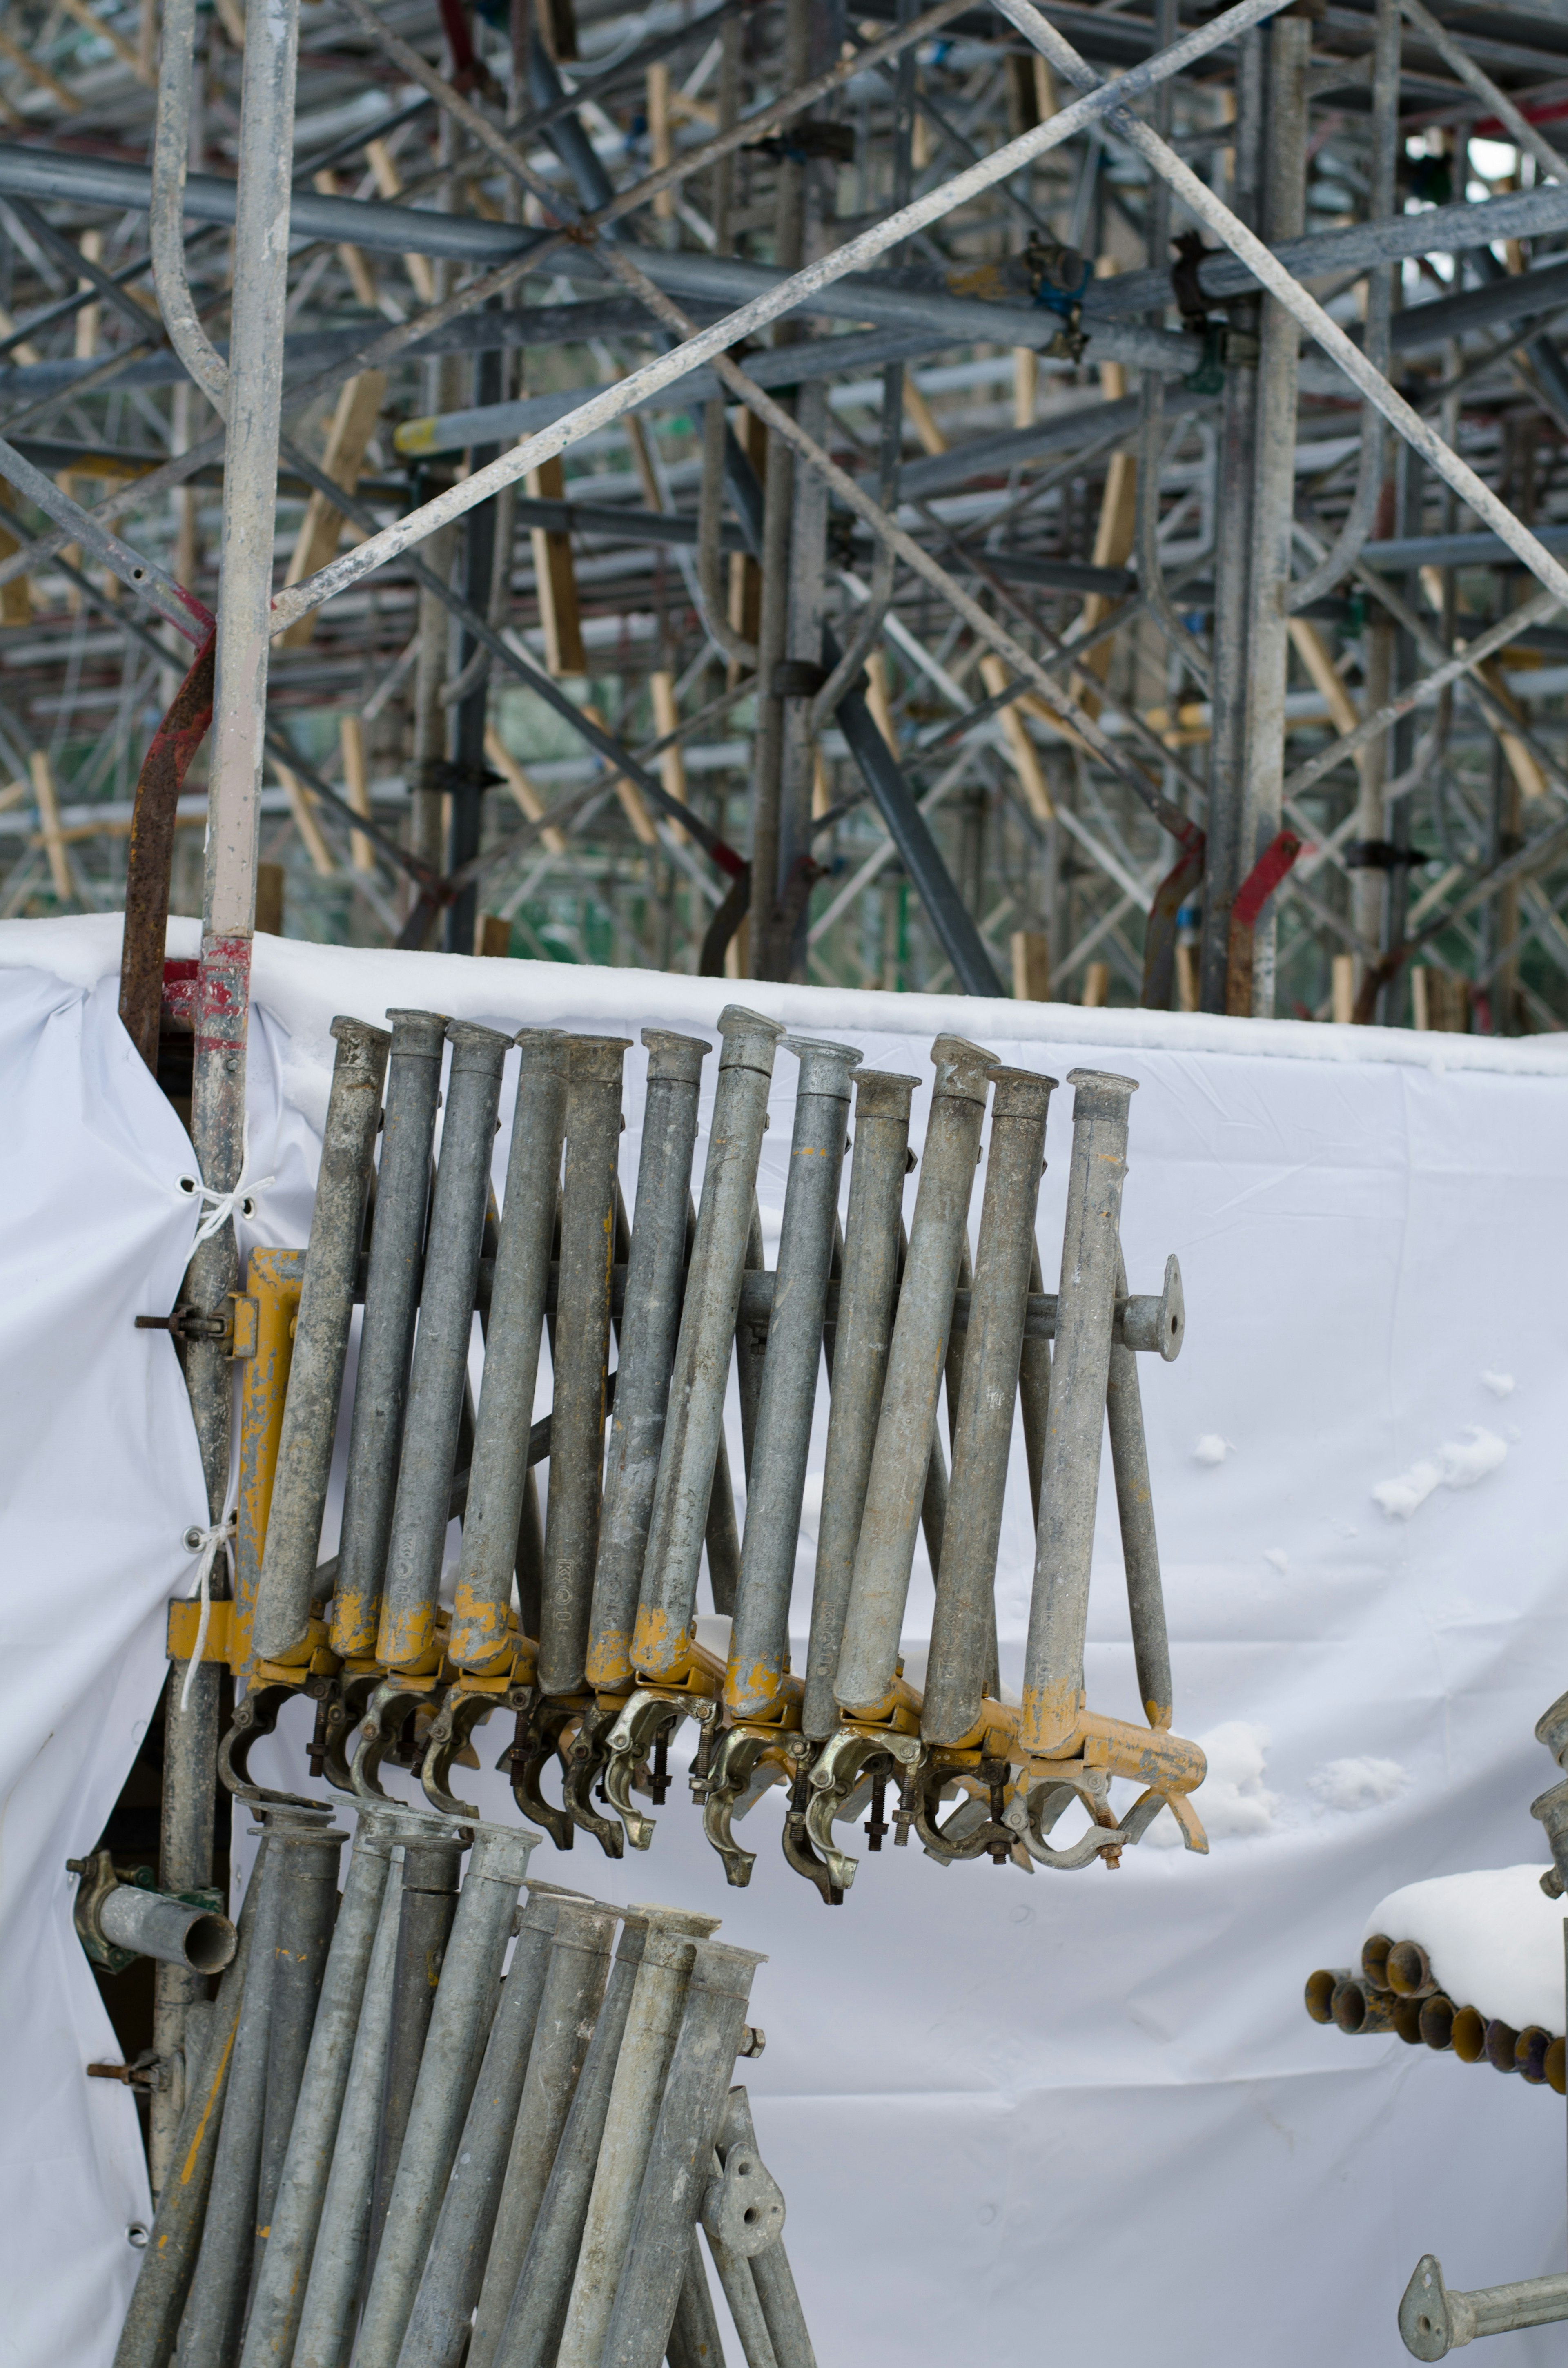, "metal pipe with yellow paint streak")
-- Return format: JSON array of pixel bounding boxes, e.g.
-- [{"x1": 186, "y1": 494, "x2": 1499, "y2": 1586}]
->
[
  {"x1": 800, "y1": 1070, "x2": 918, "y2": 1744},
  {"x1": 922, "y1": 1066, "x2": 1054, "y2": 1749},
  {"x1": 539, "y1": 1038, "x2": 633, "y2": 1700},
  {"x1": 232, "y1": 1248, "x2": 303, "y2": 1675},
  {"x1": 1019, "y1": 1068, "x2": 1136, "y2": 1760},
  {"x1": 331, "y1": 1008, "x2": 448, "y2": 1662},
  {"x1": 111, "y1": 1835, "x2": 270, "y2": 2368},
  {"x1": 833, "y1": 1035, "x2": 998, "y2": 1722},
  {"x1": 726, "y1": 1035, "x2": 861, "y2": 1721},
  {"x1": 450, "y1": 1030, "x2": 569, "y2": 1673},
  {"x1": 634, "y1": 1007, "x2": 786, "y2": 1684},
  {"x1": 376, "y1": 1020, "x2": 511, "y2": 1672},
  {"x1": 252, "y1": 1017, "x2": 390, "y2": 1666},
  {"x1": 587, "y1": 1030, "x2": 712, "y2": 1693}
]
